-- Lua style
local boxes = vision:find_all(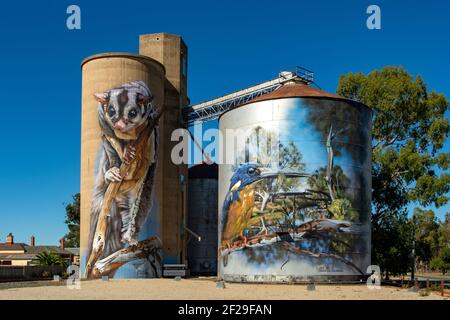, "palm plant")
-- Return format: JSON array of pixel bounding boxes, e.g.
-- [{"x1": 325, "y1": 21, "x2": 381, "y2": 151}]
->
[{"x1": 35, "y1": 251, "x2": 67, "y2": 267}]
